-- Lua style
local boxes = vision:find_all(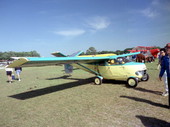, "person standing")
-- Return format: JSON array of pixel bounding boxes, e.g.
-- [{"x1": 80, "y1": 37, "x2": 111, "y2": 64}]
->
[
  {"x1": 159, "y1": 48, "x2": 168, "y2": 96},
  {"x1": 15, "y1": 67, "x2": 22, "y2": 81},
  {"x1": 159, "y1": 43, "x2": 170, "y2": 108},
  {"x1": 5, "y1": 62, "x2": 13, "y2": 83}
]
